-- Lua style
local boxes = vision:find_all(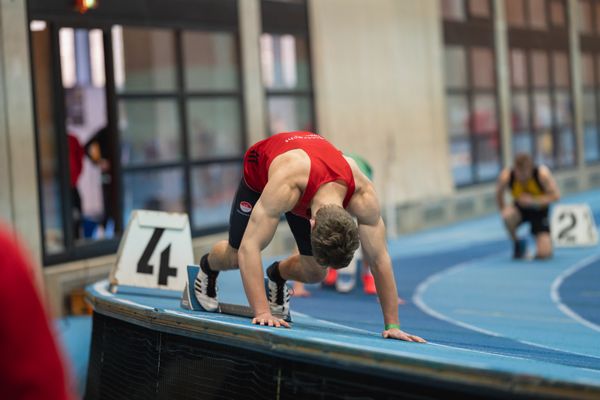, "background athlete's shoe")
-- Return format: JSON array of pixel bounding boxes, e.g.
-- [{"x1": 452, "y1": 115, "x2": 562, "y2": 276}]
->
[
  {"x1": 193, "y1": 262, "x2": 219, "y2": 312},
  {"x1": 322, "y1": 268, "x2": 337, "y2": 287},
  {"x1": 362, "y1": 273, "x2": 377, "y2": 295},
  {"x1": 336, "y1": 272, "x2": 356, "y2": 293},
  {"x1": 265, "y1": 276, "x2": 290, "y2": 319},
  {"x1": 513, "y1": 239, "x2": 527, "y2": 259}
]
